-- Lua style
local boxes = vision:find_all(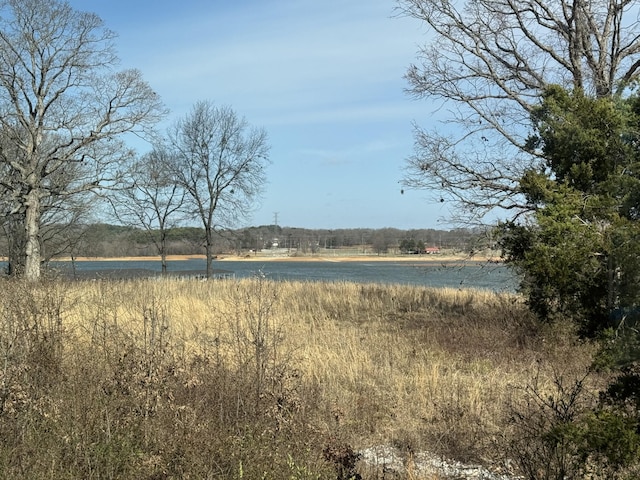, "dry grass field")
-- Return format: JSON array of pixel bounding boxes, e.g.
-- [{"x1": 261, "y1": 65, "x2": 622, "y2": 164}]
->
[{"x1": 0, "y1": 276, "x2": 607, "y2": 479}]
